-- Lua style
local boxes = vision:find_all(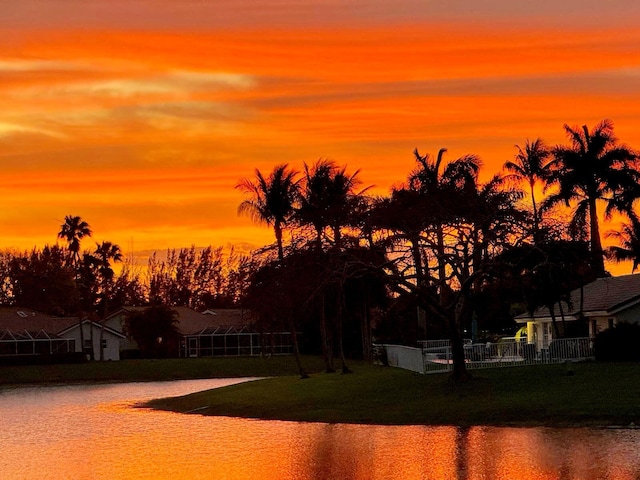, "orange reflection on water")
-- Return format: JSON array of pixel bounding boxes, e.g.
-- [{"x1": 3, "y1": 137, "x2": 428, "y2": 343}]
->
[{"x1": 2, "y1": 383, "x2": 640, "y2": 480}]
